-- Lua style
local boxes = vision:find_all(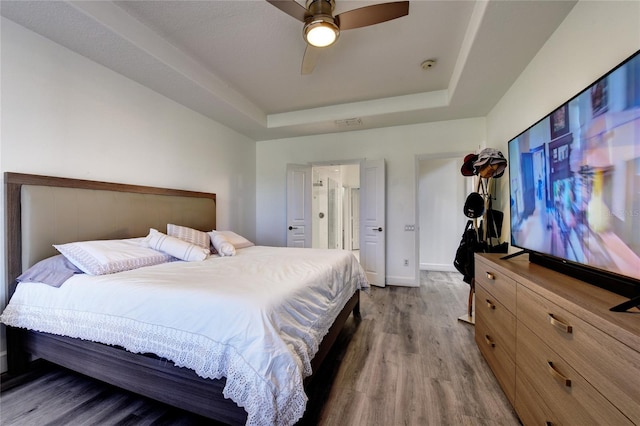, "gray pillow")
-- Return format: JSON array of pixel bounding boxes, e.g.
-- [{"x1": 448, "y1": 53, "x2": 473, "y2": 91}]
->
[{"x1": 17, "y1": 255, "x2": 84, "y2": 287}]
